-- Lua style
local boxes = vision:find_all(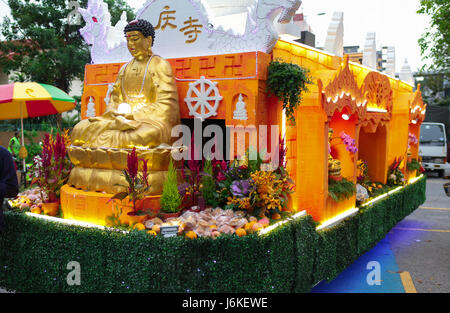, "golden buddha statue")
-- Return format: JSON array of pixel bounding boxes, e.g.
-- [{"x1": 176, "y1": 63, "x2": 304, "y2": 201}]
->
[{"x1": 68, "y1": 19, "x2": 180, "y2": 194}]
